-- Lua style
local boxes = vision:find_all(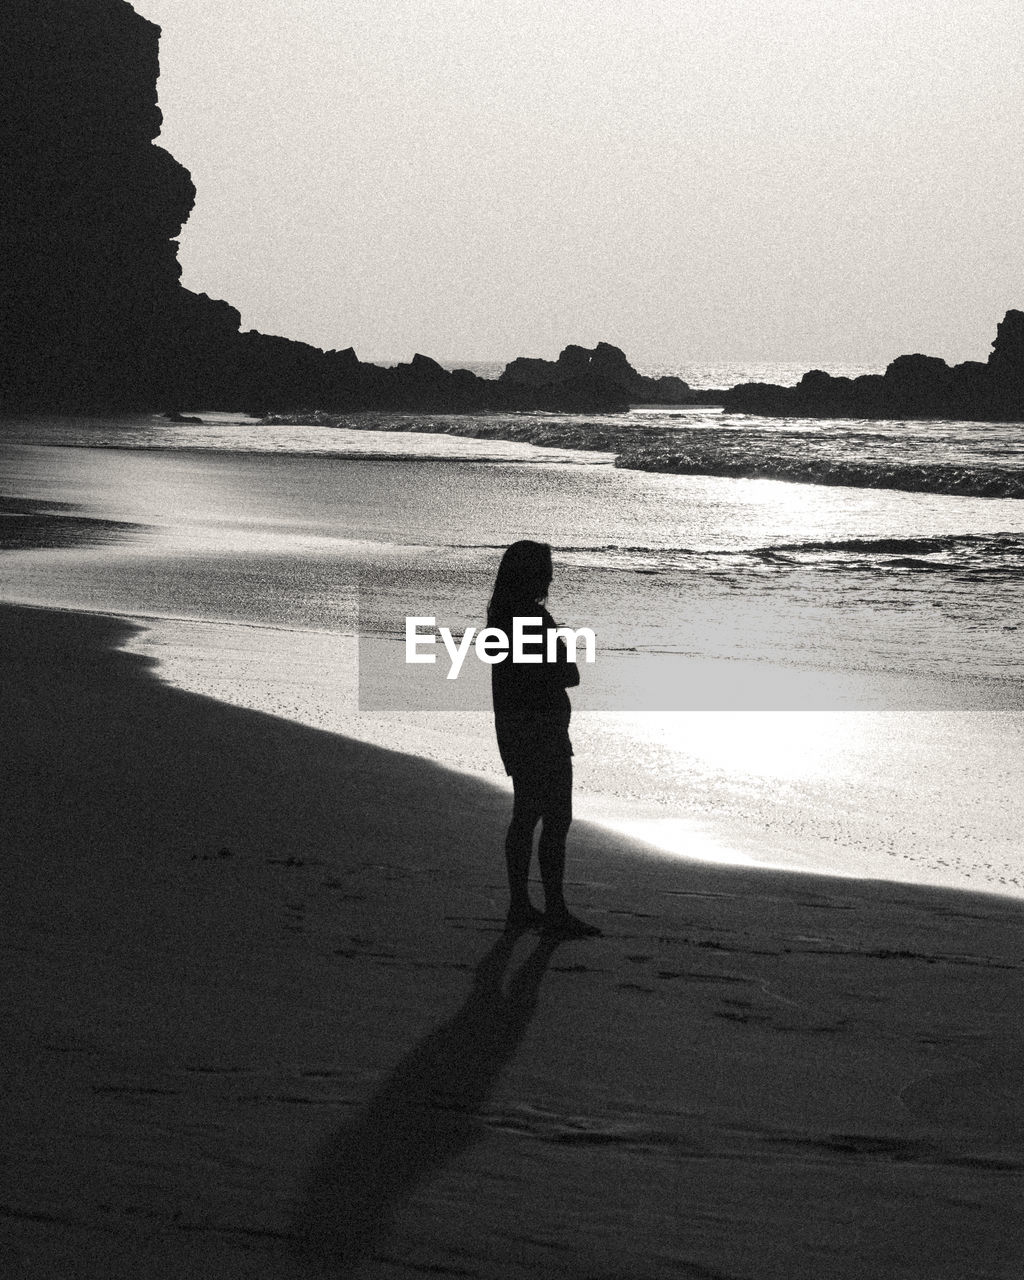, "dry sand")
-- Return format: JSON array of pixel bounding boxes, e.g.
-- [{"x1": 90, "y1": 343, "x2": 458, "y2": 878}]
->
[{"x1": 1, "y1": 602, "x2": 1022, "y2": 1279}]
